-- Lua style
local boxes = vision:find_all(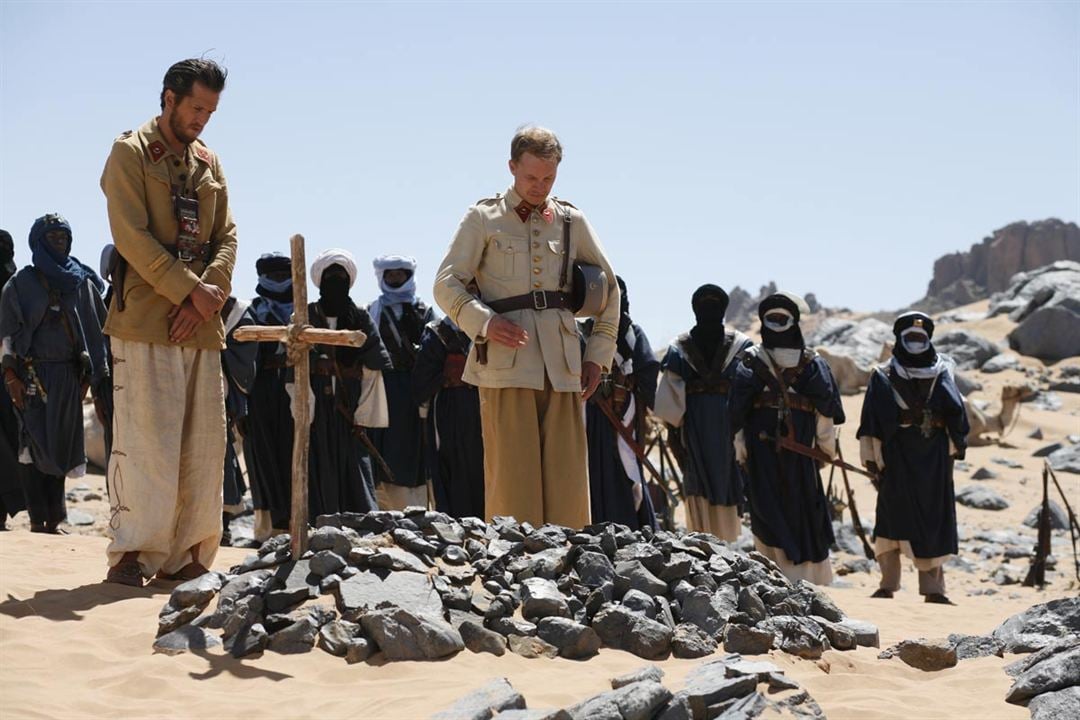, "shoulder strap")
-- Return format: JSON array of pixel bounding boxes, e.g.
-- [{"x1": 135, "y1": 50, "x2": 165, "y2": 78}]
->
[{"x1": 558, "y1": 203, "x2": 572, "y2": 290}]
